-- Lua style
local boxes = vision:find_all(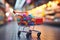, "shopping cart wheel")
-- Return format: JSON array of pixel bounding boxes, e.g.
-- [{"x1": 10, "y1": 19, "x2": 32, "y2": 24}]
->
[
  {"x1": 29, "y1": 30, "x2": 32, "y2": 36},
  {"x1": 26, "y1": 32, "x2": 30, "y2": 38},
  {"x1": 26, "y1": 30, "x2": 32, "y2": 38},
  {"x1": 18, "y1": 31, "x2": 21, "y2": 38},
  {"x1": 37, "y1": 32, "x2": 41, "y2": 38}
]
